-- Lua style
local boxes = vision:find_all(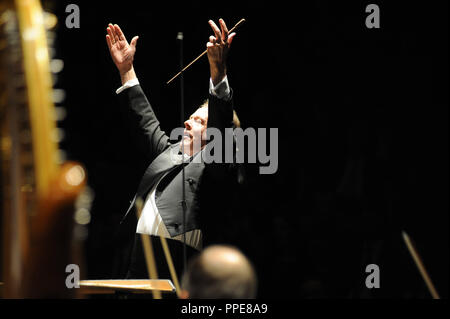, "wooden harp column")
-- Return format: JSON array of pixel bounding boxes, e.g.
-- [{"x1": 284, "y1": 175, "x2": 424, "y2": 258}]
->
[{"x1": 0, "y1": 0, "x2": 86, "y2": 298}]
